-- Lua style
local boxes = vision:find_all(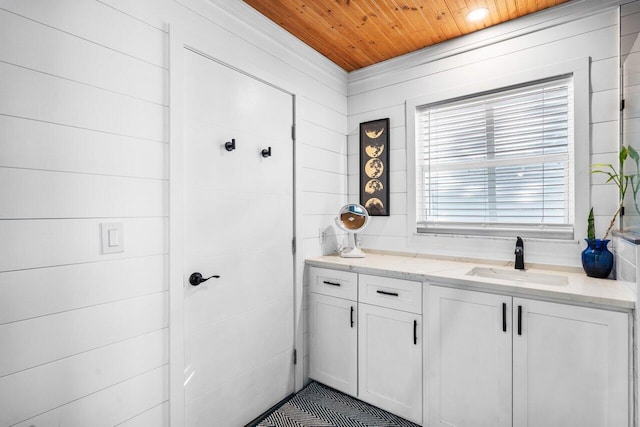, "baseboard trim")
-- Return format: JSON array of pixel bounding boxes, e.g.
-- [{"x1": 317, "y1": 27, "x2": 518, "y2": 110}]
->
[{"x1": 244, "y1": 393, "x2": 295, "y2": 427}]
